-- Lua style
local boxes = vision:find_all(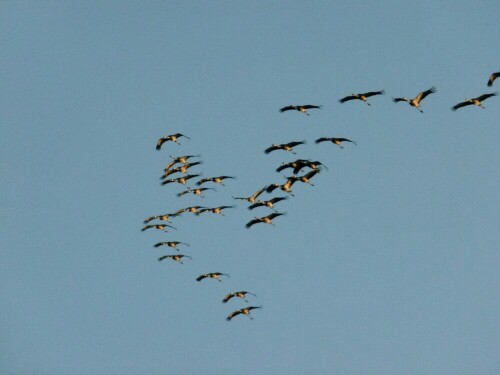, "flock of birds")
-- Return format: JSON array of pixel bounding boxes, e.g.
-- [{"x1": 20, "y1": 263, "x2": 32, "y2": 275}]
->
[{"x1": 142, "y1": 69, "x2": 499, "y2": 321}]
